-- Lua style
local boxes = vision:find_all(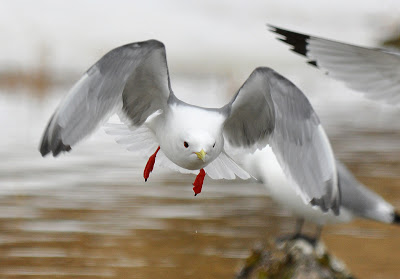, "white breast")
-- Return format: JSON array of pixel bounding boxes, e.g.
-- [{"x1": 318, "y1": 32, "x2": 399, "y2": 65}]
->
[{"x1": 152, "y1": 103, "x2": 225, "y2": 170}]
